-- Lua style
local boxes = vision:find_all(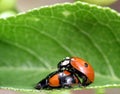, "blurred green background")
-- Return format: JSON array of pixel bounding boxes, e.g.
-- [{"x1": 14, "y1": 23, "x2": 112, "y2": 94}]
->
[{"x1": 17, "y1": 0, "x2": 120, "y2": 12}]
